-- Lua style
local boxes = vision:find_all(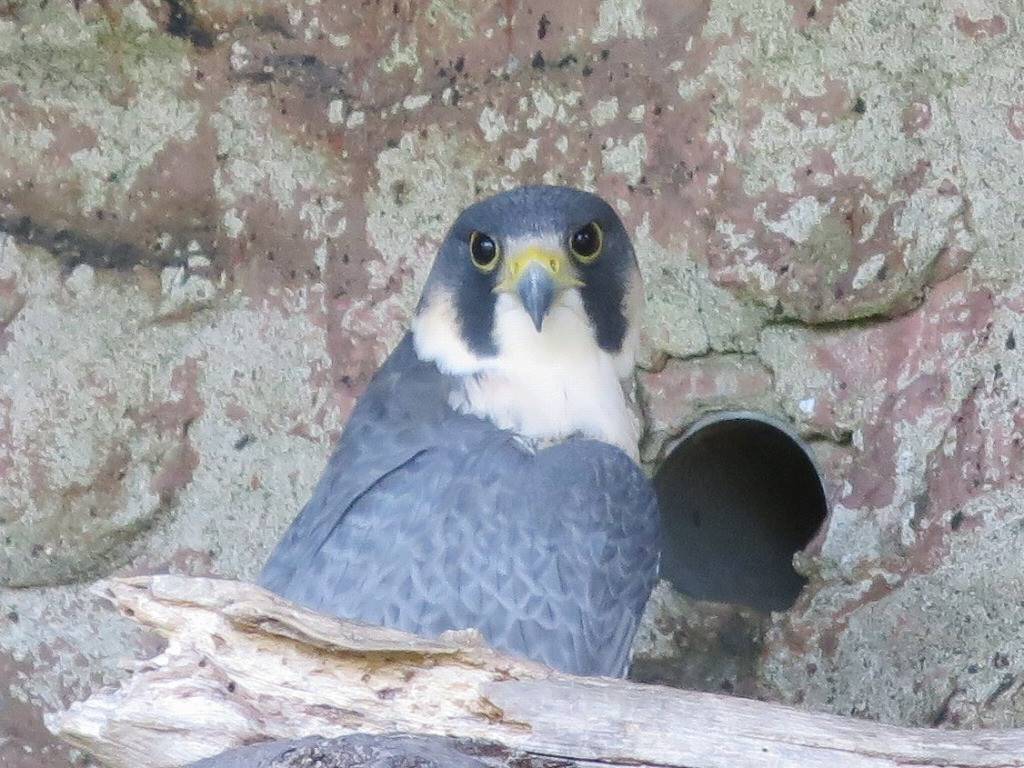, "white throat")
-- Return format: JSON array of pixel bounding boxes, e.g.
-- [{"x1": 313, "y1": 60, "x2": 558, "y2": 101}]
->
[{"x1": 413, "y1": 289, "x2": 640, "y2": 461}]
